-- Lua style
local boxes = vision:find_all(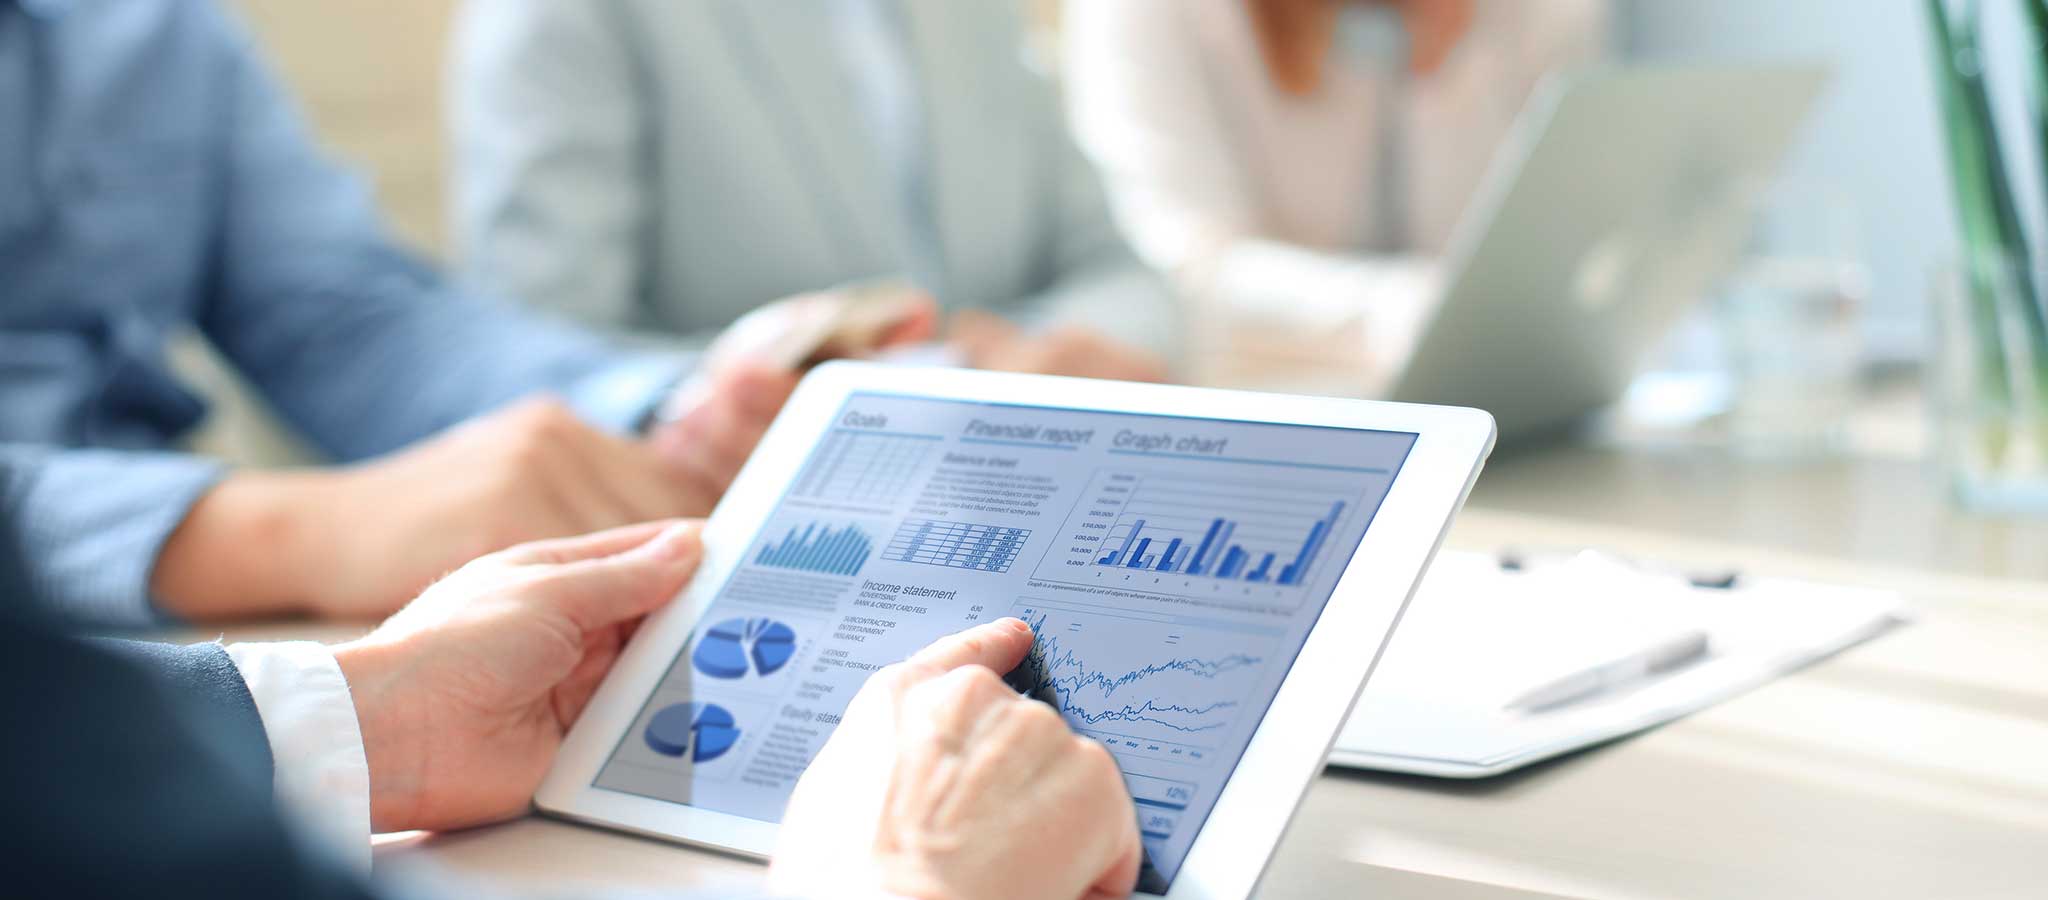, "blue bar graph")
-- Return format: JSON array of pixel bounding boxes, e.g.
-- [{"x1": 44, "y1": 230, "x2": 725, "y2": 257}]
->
[
  {"x1": 1101, "y1": 518, "x2": 1147, "y2": 566},
  {"x1": 1217, "y1": 546, "x2": 1248, "y2": 579},
  {"x1": 1245, "y1": 553, "x2": 1276, "y2": 582},
  {"x1": 1275, "y1": 521, "x2": 1323, "y2": 584},
  {"x1": 1126, "y1": 538, "x2": 1153, "y2": 569},
  {"x1": 1186, "y1": 519, "x2": 1224, "y2": 574},
  {"x1": 1155, "y1": 538, "x2": 1184, "y2": 572},
  {"x1": 1093, "y1": 499, "x2": 1345, "y2": 588},
  {"x1": 1189, "y1": 521, "x2": 1235, "y2": 577},
  {"x1": 755, "y1": 521, "x2": 873, "y2": 577},
  {"x1": 1277, "y1": 501, "x2": 1343, "y2": 587}
]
